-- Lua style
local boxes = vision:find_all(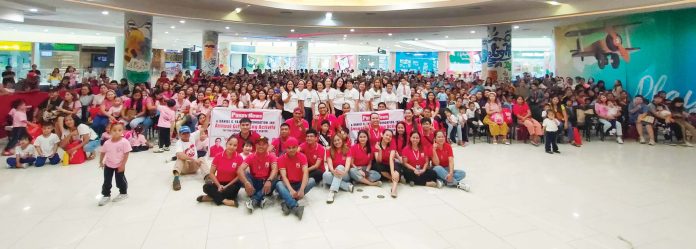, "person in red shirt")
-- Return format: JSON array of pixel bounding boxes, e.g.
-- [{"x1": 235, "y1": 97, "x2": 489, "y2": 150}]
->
[
  {"x1": 271, "y1": 123, "x2": 291, "y2": 156},
  {"x1": 401, "y1": 131, "x2": 439, "y2": 187},
  {"x1": 237, "y1": 137, "x2": 278, "y2": 213},
  {"x1": 332, "y1": 103, "x2": 351, "y2": 134},
  {"x1": 209, "y1": 137, "x2": 224, "y2": 158},
  {"x1": 197, "y1": 137, "x2": 243, "y2": 206},
  {"x1": 406, "y1": 93, "x2": 425, "y2": 116},
  {"x1": 299, "y1": 129, "x2": 326, "y2": 184},
  {"x1": 275, "y1": 137, "x2": 313, "y2": 220},
  {"x1": 419, "y1": 107, "x2": 441, "y2": 131},
  {"x1": 373, "y1": 130, "x2": 402, "y2": 198},
  {"x1": 403, "y1": 109, "x2": 418, "y2": 135},
  {"x1": 285, "y1": 107, "x2": 309, "y2": 143},
  {"x1": 431, "y1": 131, "x2": 470, "y2": 192},
  {"x1": 312, "y1": 102, "x2": 337, "y2": 131},
  {"x1": 394, "y1": 122, "x2": 409, "y2": 153},
  {"x1": 418, "y1": 119, "x2": 436, "y2": 149},
  {"x1": 323, "y1": 134, "x2": 354, "y2": 204},
  {"x1": 235, "y1": 118, "x2": 261, "y2": 153},
  {"x1": 366, "y1": 113, "x2": 384, "y2": 145},
  {"x1": 348, "y1": 130, "x2": 382, "y2": 187}
]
